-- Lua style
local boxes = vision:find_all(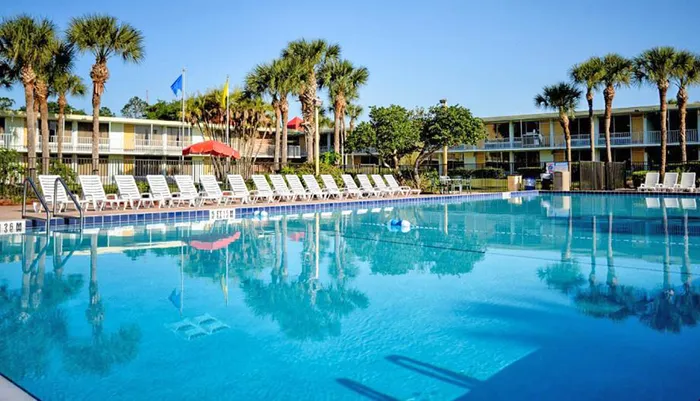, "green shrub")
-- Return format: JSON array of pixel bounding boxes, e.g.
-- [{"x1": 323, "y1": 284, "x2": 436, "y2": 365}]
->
[
  {"x1": 420, "y1": 170, "x2": 440, "y2": 193},
  {"x1": 517, "y1": 166, "x2": 545, "y2": 178},
  {"x1": 49, "y1": 160, "x2": 78, "y2": 190},
  {"x1": 320, "y1": 151, "x2": 340, "y2": 165},
  {"x1": 449, "y1": 168, "x2": 473, "y2": 179},
  {"x1": 631, "y1": 170, "x2": 648, "y2": 188},
  {"x1": 0, "y1": 149, "x2": 24, "y2": 198}
]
